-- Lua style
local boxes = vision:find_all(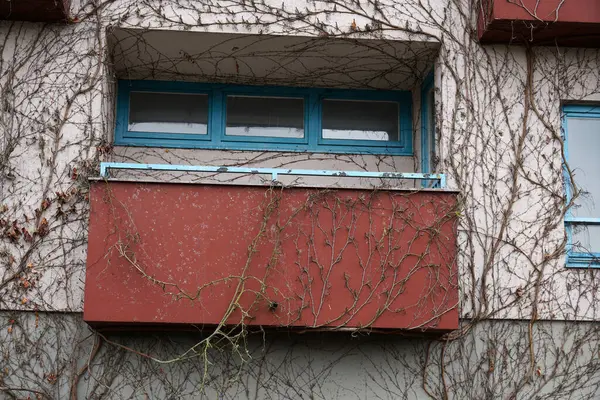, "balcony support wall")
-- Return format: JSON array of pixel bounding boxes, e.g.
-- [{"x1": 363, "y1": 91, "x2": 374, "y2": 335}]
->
[{"x1": 83, "y1": 180, "x2": 459, "y2": 333}]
